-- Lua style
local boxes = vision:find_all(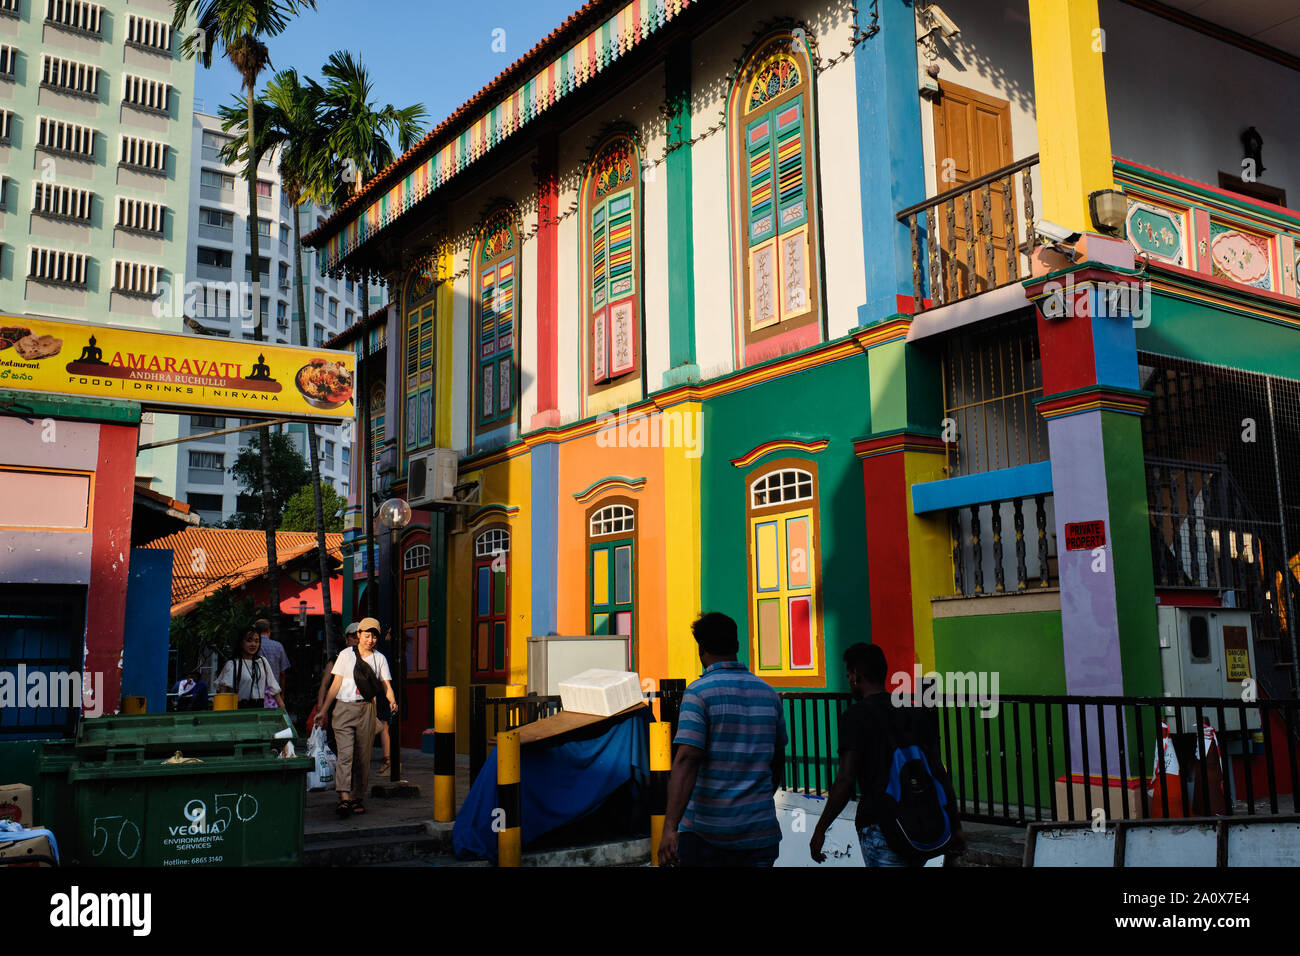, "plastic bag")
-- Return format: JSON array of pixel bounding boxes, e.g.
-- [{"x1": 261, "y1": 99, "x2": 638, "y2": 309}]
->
[{"x1": 306, "y1": 725, "x2": 336, "y2": 791}]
